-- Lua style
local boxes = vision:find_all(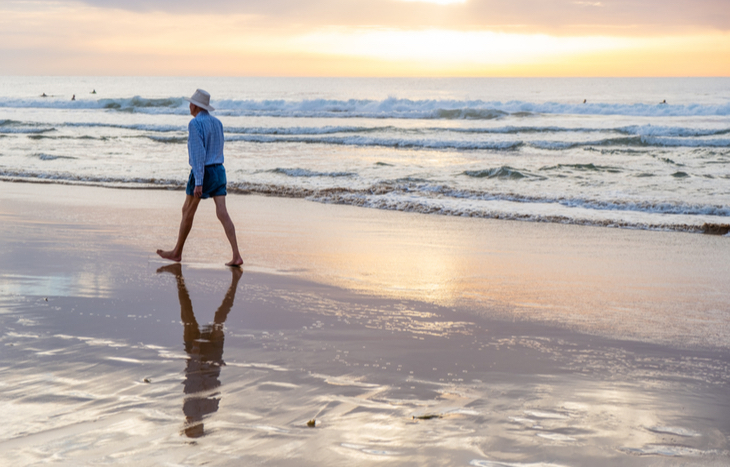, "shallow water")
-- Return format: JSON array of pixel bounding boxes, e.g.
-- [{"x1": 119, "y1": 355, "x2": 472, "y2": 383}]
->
[{"x1": 2, "y1": 260, "x2": 729, "y2": 466}]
